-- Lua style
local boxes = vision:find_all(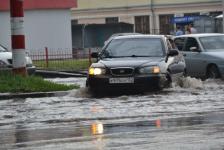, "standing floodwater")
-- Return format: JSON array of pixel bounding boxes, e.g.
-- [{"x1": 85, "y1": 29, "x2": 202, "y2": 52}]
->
[{"x1": 0, "y1": 77, "x2": 224, "y2": 150}]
